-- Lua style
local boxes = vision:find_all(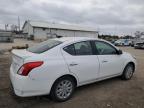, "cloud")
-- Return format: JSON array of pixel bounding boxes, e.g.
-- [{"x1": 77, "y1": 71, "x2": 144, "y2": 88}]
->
[{"x1": 0, "y1": 0, "x2": 144, "y2": 35}]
